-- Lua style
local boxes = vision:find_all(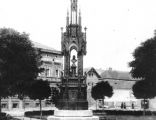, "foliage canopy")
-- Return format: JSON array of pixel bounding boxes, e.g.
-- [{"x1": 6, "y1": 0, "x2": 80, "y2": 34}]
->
[
  {"x1": 0, "y1": 28, "x2": 43, "y2": 113},
  {"x1": 0, "y1": 28, "x2": 42, "y2": 98},
  {"x1": 91, "y1": 81, "x2": 113, "y2": 100},
  {"x1": 132, "y1": 80, "x2": 156, "y2": 99},
  {"x1": 129, "y1": 36, "x2": 156, "y2": 80},
  {"x1": 50, "y1": 87, "x2": 60, "y2": 105},
  {"x1": 129, "y1": 34, "x2": 156, "y2": 100},
  {"x1": 29, "y1": 80, "x2": 51, "y2": 100},
  {"x1": 29, "y1": 79, "x2": 51, "y2": 119}
]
